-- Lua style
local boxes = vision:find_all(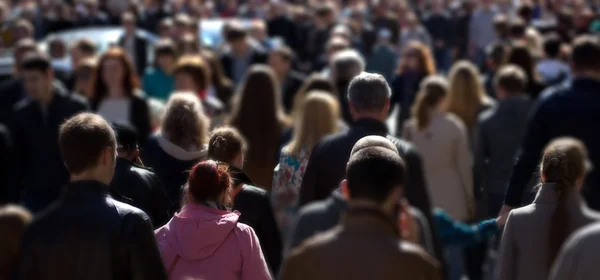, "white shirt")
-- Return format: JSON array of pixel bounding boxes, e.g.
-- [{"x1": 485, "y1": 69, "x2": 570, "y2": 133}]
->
[
  {"x1": 124, "y1": 35, "x2": 137, "y2": 70},
  {"x1": 97, "y1": 97, "x2": 131, "y2": 126}
]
